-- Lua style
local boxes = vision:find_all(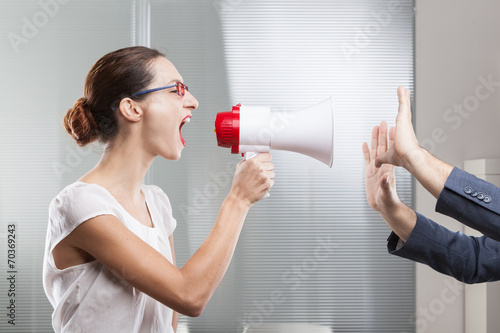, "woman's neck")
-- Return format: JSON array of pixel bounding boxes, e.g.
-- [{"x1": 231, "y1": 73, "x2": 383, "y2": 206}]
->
[{"x1": 81, "y1": 134, "x2": 155, "y2": 204}]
